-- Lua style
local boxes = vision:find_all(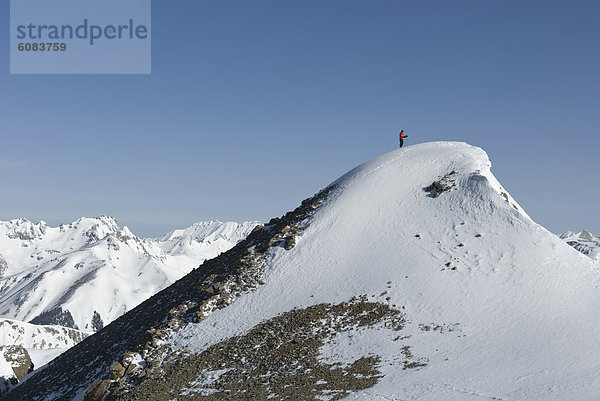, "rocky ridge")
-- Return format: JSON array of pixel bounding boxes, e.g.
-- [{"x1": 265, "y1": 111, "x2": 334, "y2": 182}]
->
[
  {"x1": 0, "y1": 345, "x2": 33, "y2": 396},
  {"x1": 5, "y1": 186, "x2": 335, "y2": 401}
]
